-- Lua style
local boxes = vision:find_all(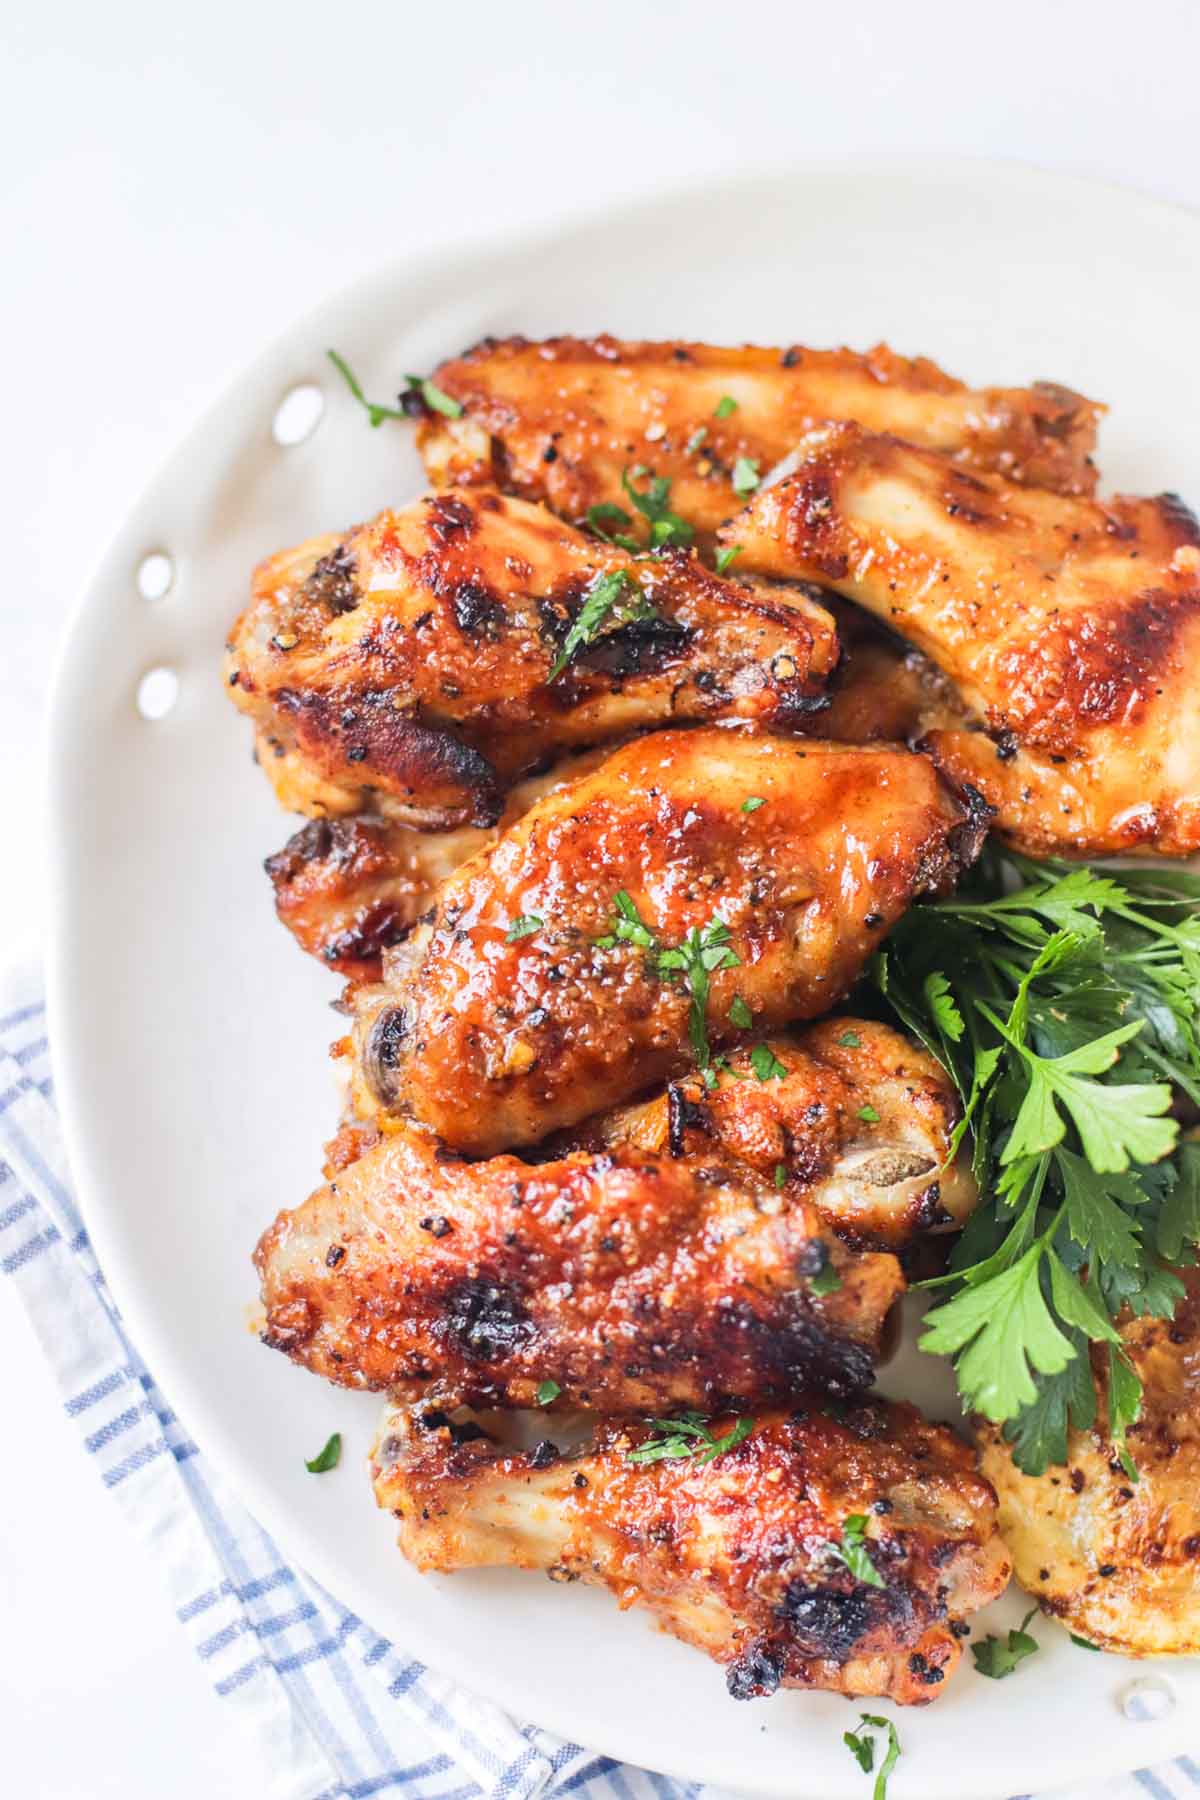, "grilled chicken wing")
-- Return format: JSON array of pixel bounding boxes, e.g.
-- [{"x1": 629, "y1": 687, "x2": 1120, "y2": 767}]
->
[
  {"x1": 977, "y1": 1265, "x2": 1200, "y2": 1655},
  {"x1": 567, "y1": 1018, "x2": 976, "y2": 1252},
  {"x1": 372, "y1": 1396, "x2": 1011, "y2": 1704},
  {"x1": 416, "y1": 337, "x2": 1101, "y2": 554},
  {"x1": 255, "y1": 1110, "x2": 905, "y2": 1410},
  {"x1": 265, "y1": 749, "x2": 611, "y2": 979},
  {"x1": 225, "y1": 488, "x2": 837, "y2": 831},
  {"x1": 729, "y1": 423, "x2": 1200, "y2": 857},
  {"x1": 347, "y1": 729, "x2": 987, "y2": 1154}
]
